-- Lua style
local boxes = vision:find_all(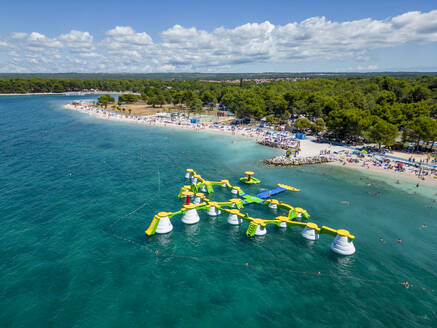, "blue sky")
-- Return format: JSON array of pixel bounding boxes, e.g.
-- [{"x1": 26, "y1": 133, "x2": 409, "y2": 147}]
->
[{"x1": 0, "y1": 0, "x2": 436, "y2": 72}]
